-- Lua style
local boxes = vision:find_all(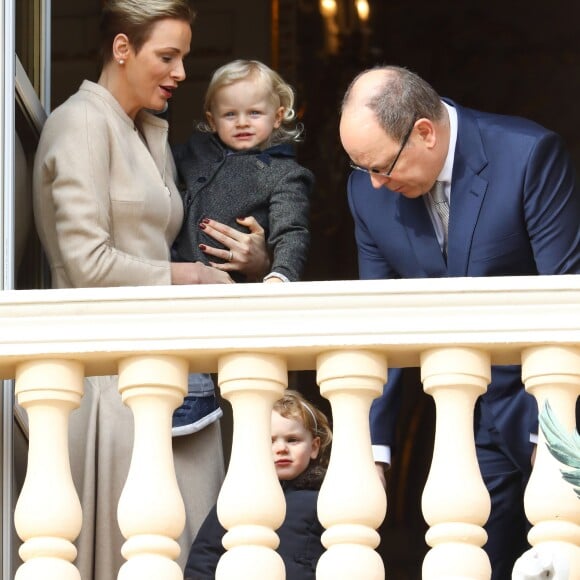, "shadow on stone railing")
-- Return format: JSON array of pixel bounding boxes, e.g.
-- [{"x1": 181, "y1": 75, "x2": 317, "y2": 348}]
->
[{"x1": 3, "y1": 276, "x2": 579, "y2": 579}]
